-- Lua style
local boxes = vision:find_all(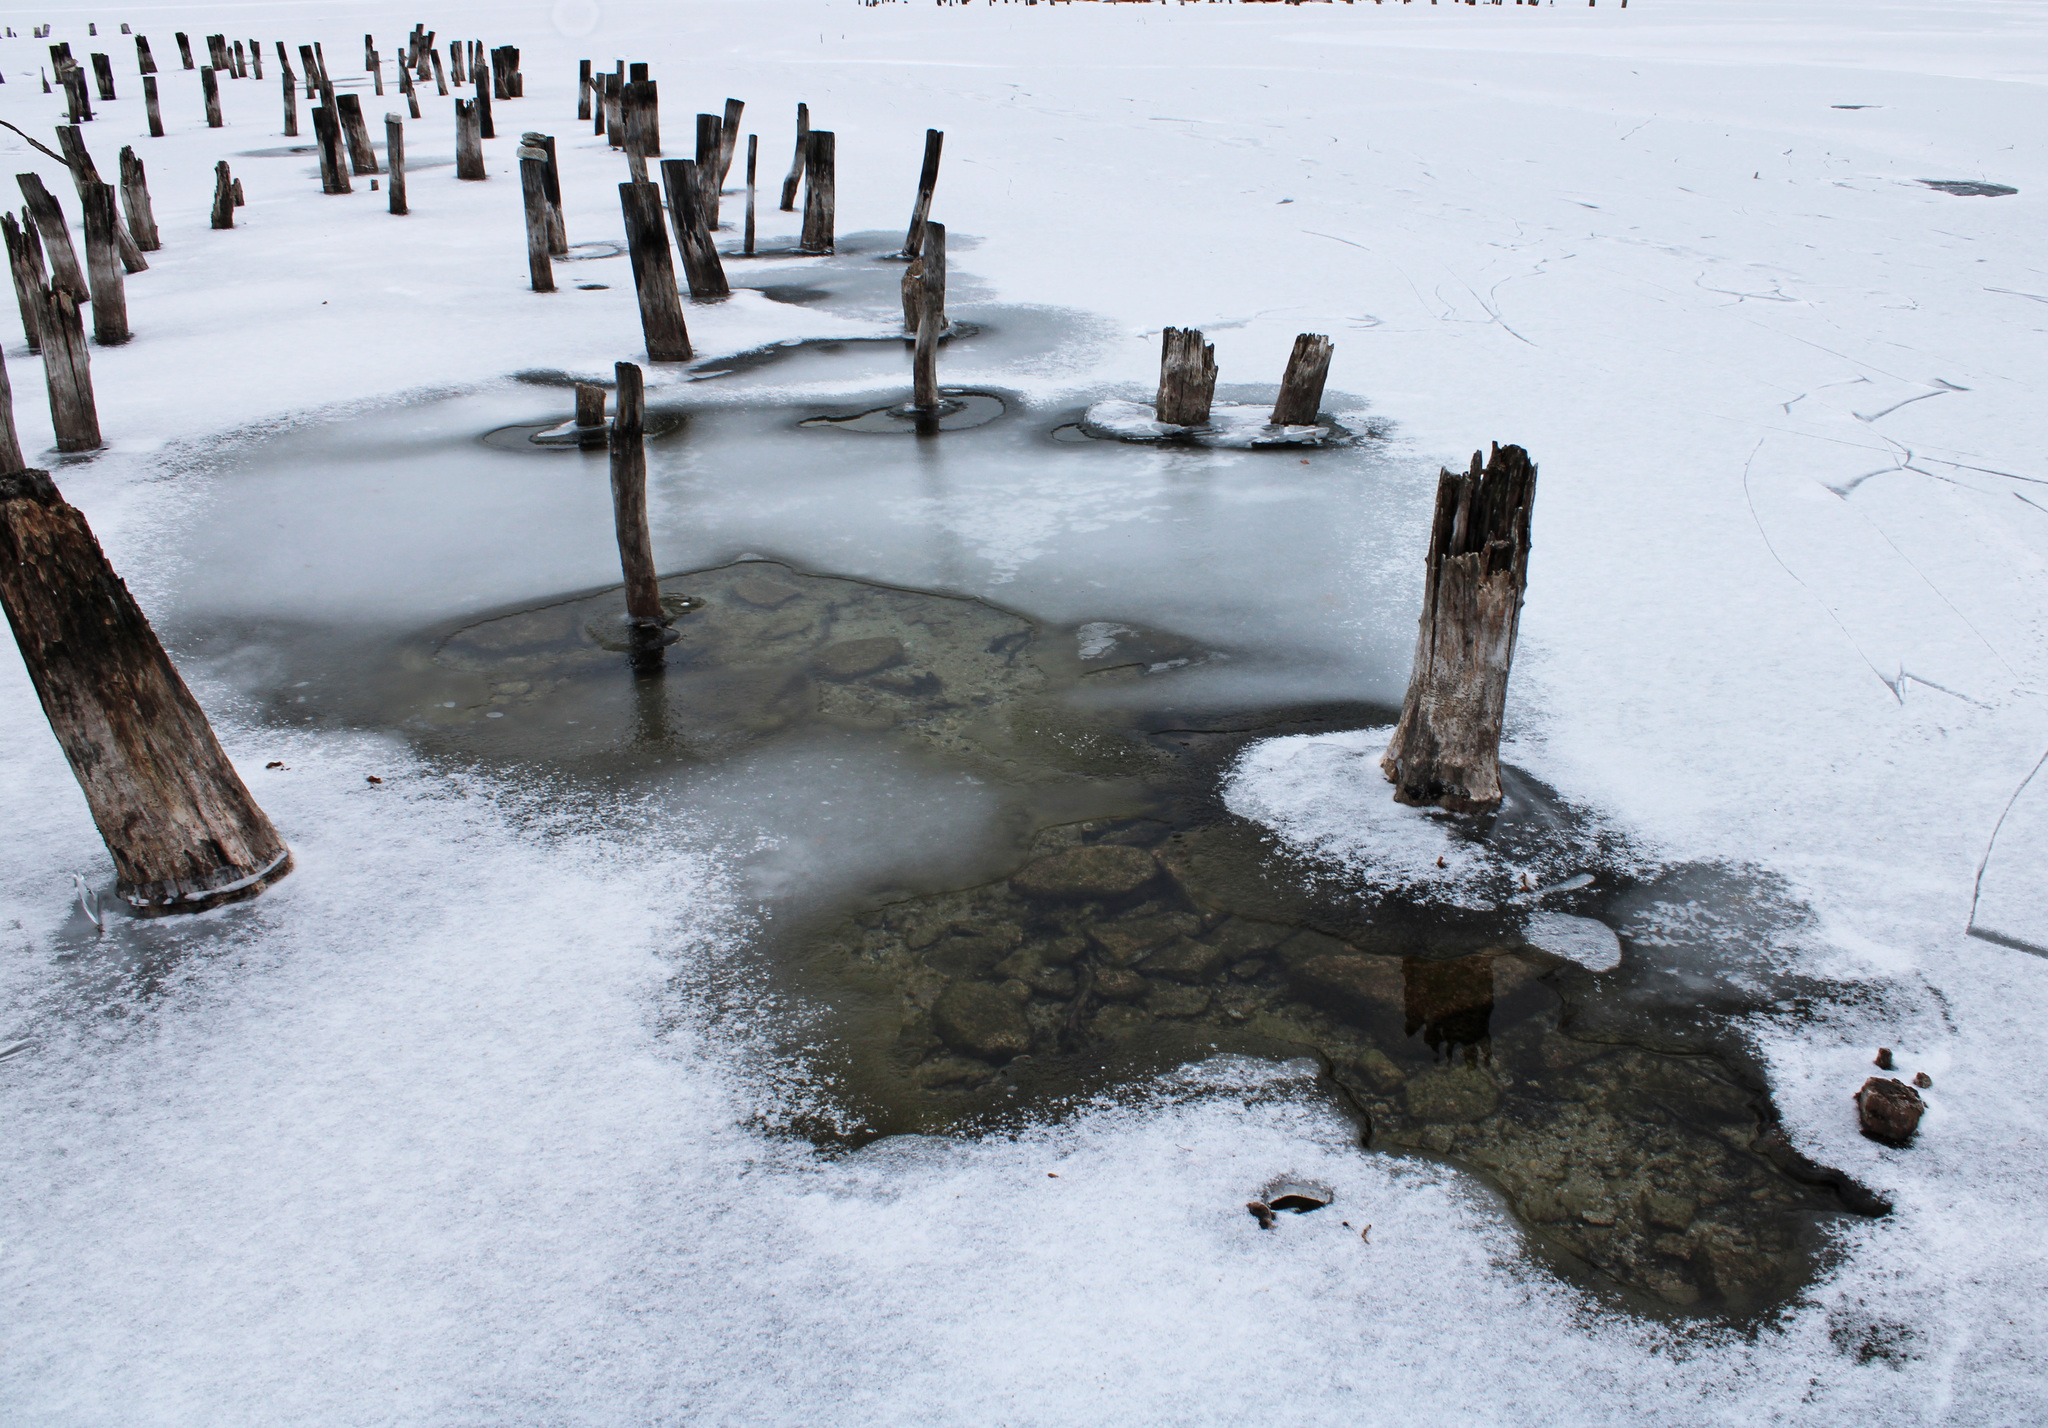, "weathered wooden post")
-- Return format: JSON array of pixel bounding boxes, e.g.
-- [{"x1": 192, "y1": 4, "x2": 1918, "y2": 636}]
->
[
  {"x1": 63, "y1": 65, "x2": 93, "y2": 124},
  {"x1": 143, "y1": 75, "x2": 164, "y2": 137},
  {"x1": 799, "y1": 130, "x2": 835, "y2": 254},
  {"x1": 210, "y1": 162, "x2": 235, "y2": 229},
  {"x1": 175, "y1": 32, "x2": 194, "y2": 69},
  {"x1": 911, "y1": 223, "x2": 946, "y2": 411},
  {"x1": 659, "y1": 160, "x2": 729, "y2": 300},
  {"x1": 200, "y1": 65, "x2": 223, "y2": 128},
  {"x1": 2, "y1": 213, "x2": 44, "y2": 351},
  {"x1": 336, "y1": 94, "x2": 380, "y2": 174},
  {"x1": 281, "y1": 69, "x2": 298, "y2": 136},
  {"x1": 135, "y1": 35, "x2": 156, "y2": 74},
  {"x1": 90, "y1": 53, "x2": 115, "y2": 101},
  {"x1": 367, "y1": 36, "x2": 384, "y2": 96},
  {"x1": 525, "y1": 132, "x2": 566, "y2": 253},
  {"x1": 1381, "y1": 443, "x2": 1538, "y2": 811},
  {"x1": 56, "y1": 129, "x2": 145, "y2": 273},
  {"x1": 37, "y1": 285, "x2": 99, "y2": 450},
  {"x1": 454, "y1": 99, "x2": 485, "y2": 180},
  {"x1": 298, "y1": 44, "x2": 319, "y2": 99},
  {"x1": 399, "y1": 61, "x2": 420, "y2": 121},
  {"x1": 475, "y1": 59, "x2": 495, "y2": 139},
  {"x1": 517, "y1": 144, "x2": 554, "y2": 292},
  {"x1": 900, "y1": 128, "x2": 942, "y2": 257},
  {"x1": 249, "y1": 39, "x2": 262, "y2": 80},
  {"x1": 385, "y1": 114, "x2": 407, "y2": 214},
  {"x1": 79, "y1": 182, "x2": 128, "y2": 341},
  {"x1": 618, "y1": 181, "x2": 690, "y2": 362},
  {"x1": 0, "y1": 356, "x2": 21, "y2": 471},
  {"x1": 429, "y1": 47, "x2": 447, "y2": 98},
  {"x1": 311, "y1": 105, "x2": 352, "y2": 193},
  {"x1": 578, "y1": 59, "x2": 593, "y2": 121},
  {"x1": 694, "y1": 113, "x2": 722, "y2": 228},
  {"x1": 743, "y1": 133, "x2": 758, "y2": 256},
  {"x1": 17, "y1": 176, "x2": 89, "y2": 301},
  {"x1": 1156, "y1": 328, "x2": 1217, "y2": 426},
  {"x1": 575, "y1": 382, "x2": 606, "y2": 447},
  {"x1": 233, "y1": 41, "x2": 249, "y2": 80},
  {"x1": 624, "y1": 78, "x2": 660, "y2": 159},
  {"x1": 780, "y1": 102, "x2": 808, "y2": 211},
  {"x1": 0, "y1": 468, "x2": 295, "y2": 914},
  {"x1": 717, "y1": 98, "x2": 744, "y2": 187},
  {"x1": 1271, "y1": 334, "x2": 1333, "y2": 426},
  {"x1": 607, "y1": 362, "x2": 669, "y2": 670},
  {"x1": 118, "y1": 148, "x2": 160, "y2": 251}
]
